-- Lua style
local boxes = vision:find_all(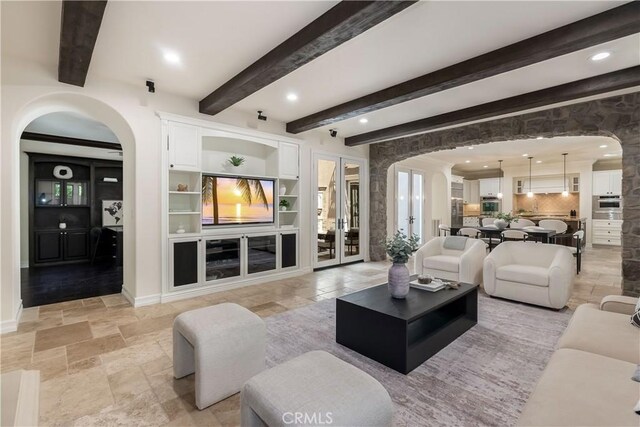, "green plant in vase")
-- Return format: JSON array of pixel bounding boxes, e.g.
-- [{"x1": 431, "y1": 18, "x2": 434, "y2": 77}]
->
[
  {"x1": 494, "y1": 212, "x2": 519, "y2": 230},
  {"x1": 279, "y1": 199, "x2": 291, "y2": 212},
  {"x1": 383, "y1": 231, "x2": 420, "y2": 299},
  {"x1": 228, "y1": 155, "x2": 245, "y2": 167}
]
